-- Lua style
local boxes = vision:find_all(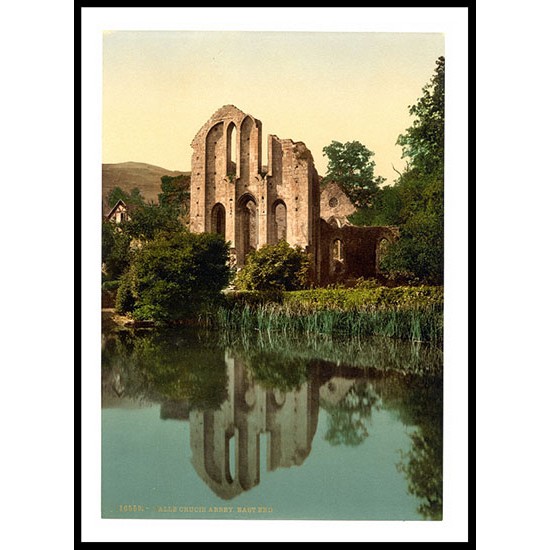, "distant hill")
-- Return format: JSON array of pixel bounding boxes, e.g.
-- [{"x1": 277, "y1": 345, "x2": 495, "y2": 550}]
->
[{"x1": 102, "y1": 162, "x2": 190, "y2": 214}]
